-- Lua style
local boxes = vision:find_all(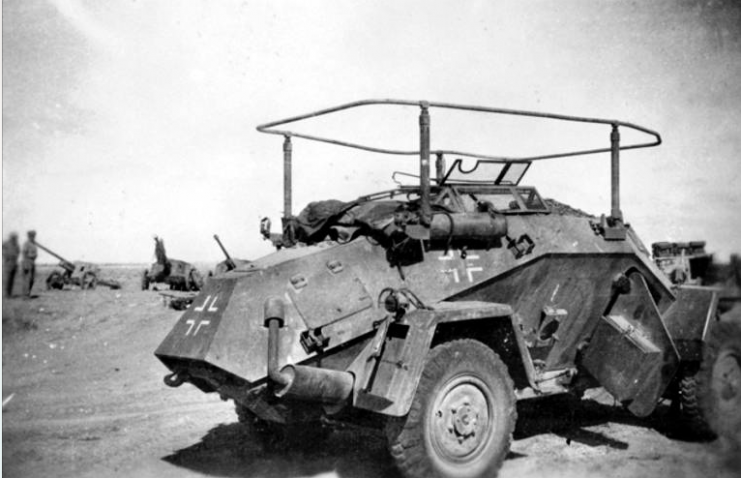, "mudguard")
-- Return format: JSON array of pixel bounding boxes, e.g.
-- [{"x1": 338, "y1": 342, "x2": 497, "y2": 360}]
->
[
  {"x1": 662, "y1": 285, "x2": 719, "y2": 362},
  {"x1": 346, "y1": 301, "x2": 513, "y2": 417}
]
